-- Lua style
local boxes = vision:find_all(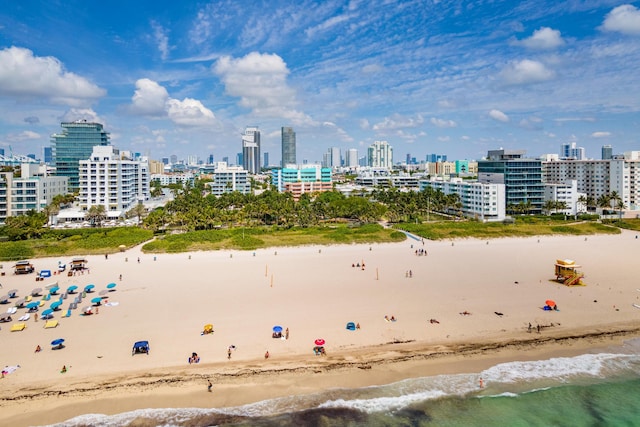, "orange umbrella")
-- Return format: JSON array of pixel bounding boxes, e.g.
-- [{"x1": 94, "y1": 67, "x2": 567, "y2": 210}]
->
[{"x1": 545, "y1": 300, "x2": 556, "y2": 307}]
